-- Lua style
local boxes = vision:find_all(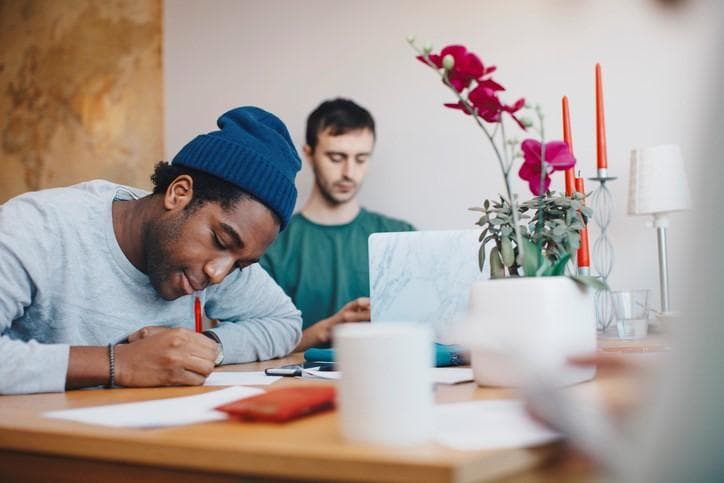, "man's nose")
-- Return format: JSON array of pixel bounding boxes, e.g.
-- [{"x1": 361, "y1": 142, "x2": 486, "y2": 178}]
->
[
  {"x1": 341, "y1": 159, "x2": 357, "y2": 179},
  {"x1": 203, "y1": 256, "x2": 235, "y2": 285}
]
